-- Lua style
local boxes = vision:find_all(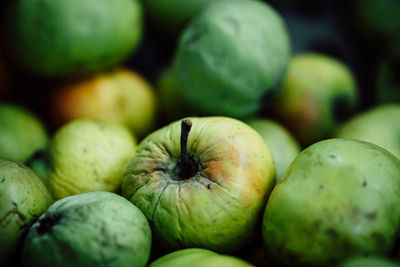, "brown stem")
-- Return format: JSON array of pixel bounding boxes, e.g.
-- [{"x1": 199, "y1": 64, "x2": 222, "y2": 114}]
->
[{"x1": 180, "y1": 119, "x2": 192, "y2": 179}]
